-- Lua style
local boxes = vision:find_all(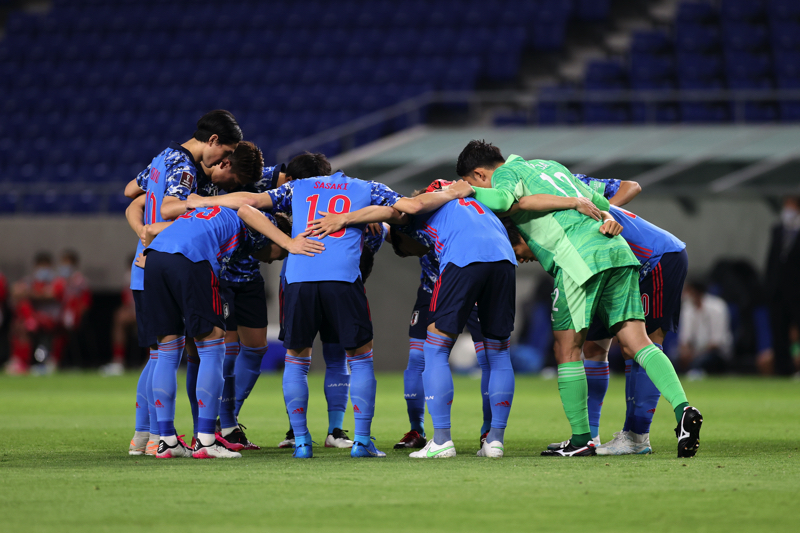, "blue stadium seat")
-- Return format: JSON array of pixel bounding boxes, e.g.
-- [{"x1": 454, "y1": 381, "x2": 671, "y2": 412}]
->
[
  {"x1": 768, "y1": 0, "x2": 800, "y2": 20},
  {"x1": 630, "y1": 53, "x2": 675, "y2": 81},
  {"x1": 676, "y1": 2, "x2": 718, "y2": 24},
  {"x1": 630, "y1": 30, "x2": 672, "y2": 54},
  {"x1": 675, "y1": 24, "x2": 721, "y2": 52},
  {"x1": 0, "y1": 192, "x2": 20, "y2": 214},
  {"x1": 22, "y1": 191, "x2": 62, "y2": 214},
  {"x1": 64, "y1": 191, "x2": 102, "y2": 214},
  {"x1": 677, "y1": 52, "x2": 723, "y2": 80},
  {"x1": 722, "y1": 21, "x2": 769, "y2": 51}
]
